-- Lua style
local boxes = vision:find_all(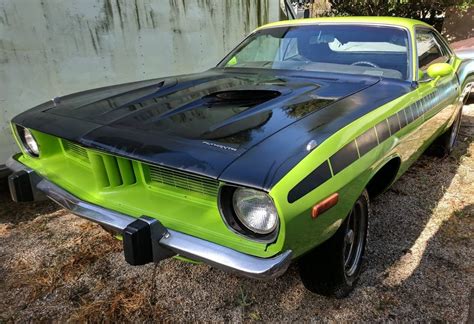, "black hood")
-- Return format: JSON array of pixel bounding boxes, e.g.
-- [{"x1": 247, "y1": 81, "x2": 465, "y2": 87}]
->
[{"x1": 13, "y1": 68, "x2": 411, "y2": 188}]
